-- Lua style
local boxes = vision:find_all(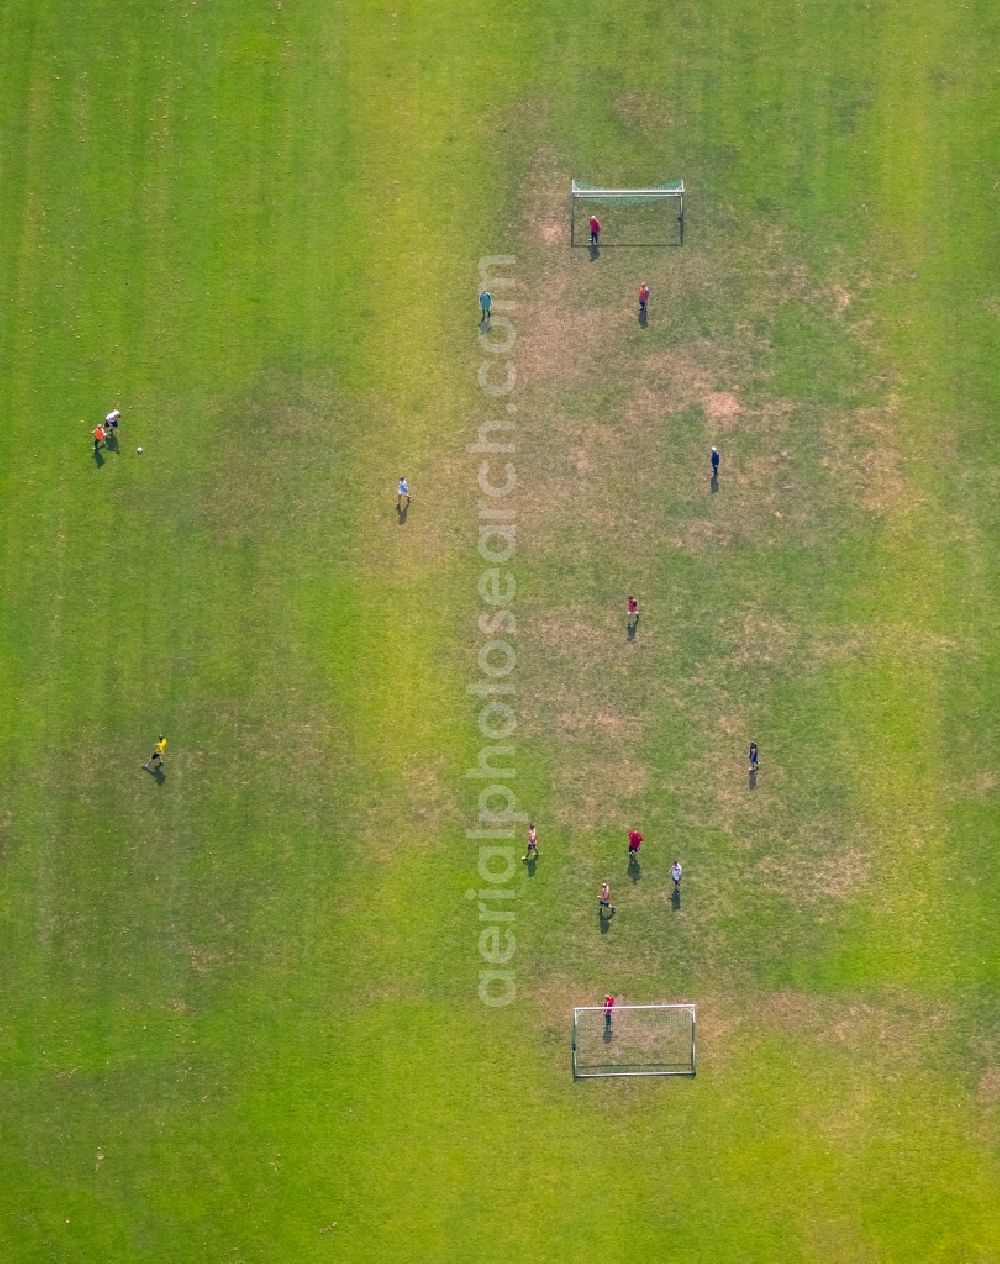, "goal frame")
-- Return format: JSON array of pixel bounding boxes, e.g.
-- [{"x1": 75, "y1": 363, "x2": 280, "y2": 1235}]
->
[
  {"x1": 572, "y1": 1003, "x2": 696, "y2": 1079},
  {"x1": 570, "y1": 180, "x2": 685, "y2": 248}
]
